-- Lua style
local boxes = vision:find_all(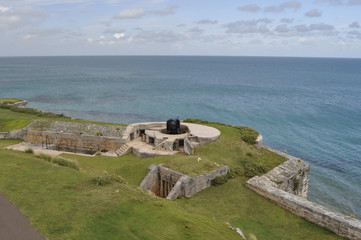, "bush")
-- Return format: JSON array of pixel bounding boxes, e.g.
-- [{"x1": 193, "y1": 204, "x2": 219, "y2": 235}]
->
[
  {"x1": 94, "y1": 130, "x2": 103, "y2": 136},
  {"x1": 242, "y1": 160, "x2": 266, "y2": 178},
  {"x1": 211, "y1": 170, "x2": 236, "y2": 186},
  {"x1": 24, "y1": 148, "x2": 34, "y2": 154},
  {"x1": 37, "y1": 153, "x2": 52, "y2": 162},
  {"x1": 236, "y1": 126, "x2": 259, "y2": 144},
  {"x1": 91, "y1": 174, "x2": 127, "y2": 186},
  {"x1": 293, "y1": 178, "x2": 300, "y2": 191},
  {"x1": 52, "y1": 157, "x2": 79, "y2": 170}
]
